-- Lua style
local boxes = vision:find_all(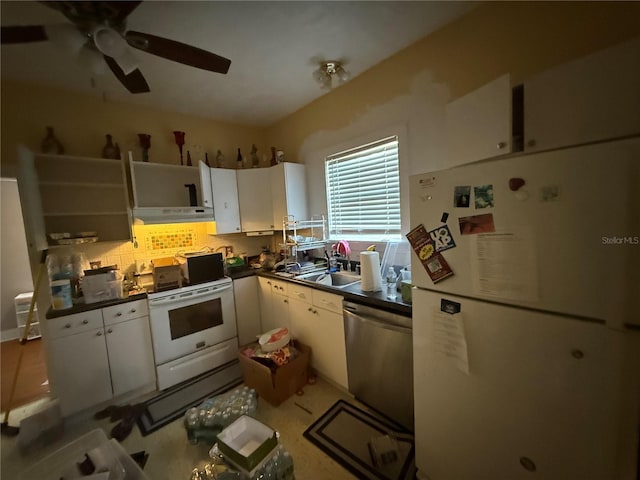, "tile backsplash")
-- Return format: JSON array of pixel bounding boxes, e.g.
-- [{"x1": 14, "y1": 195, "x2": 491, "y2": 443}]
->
[{"x1": 52, "y1": 222, "x2": 274, "y2": 276}]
